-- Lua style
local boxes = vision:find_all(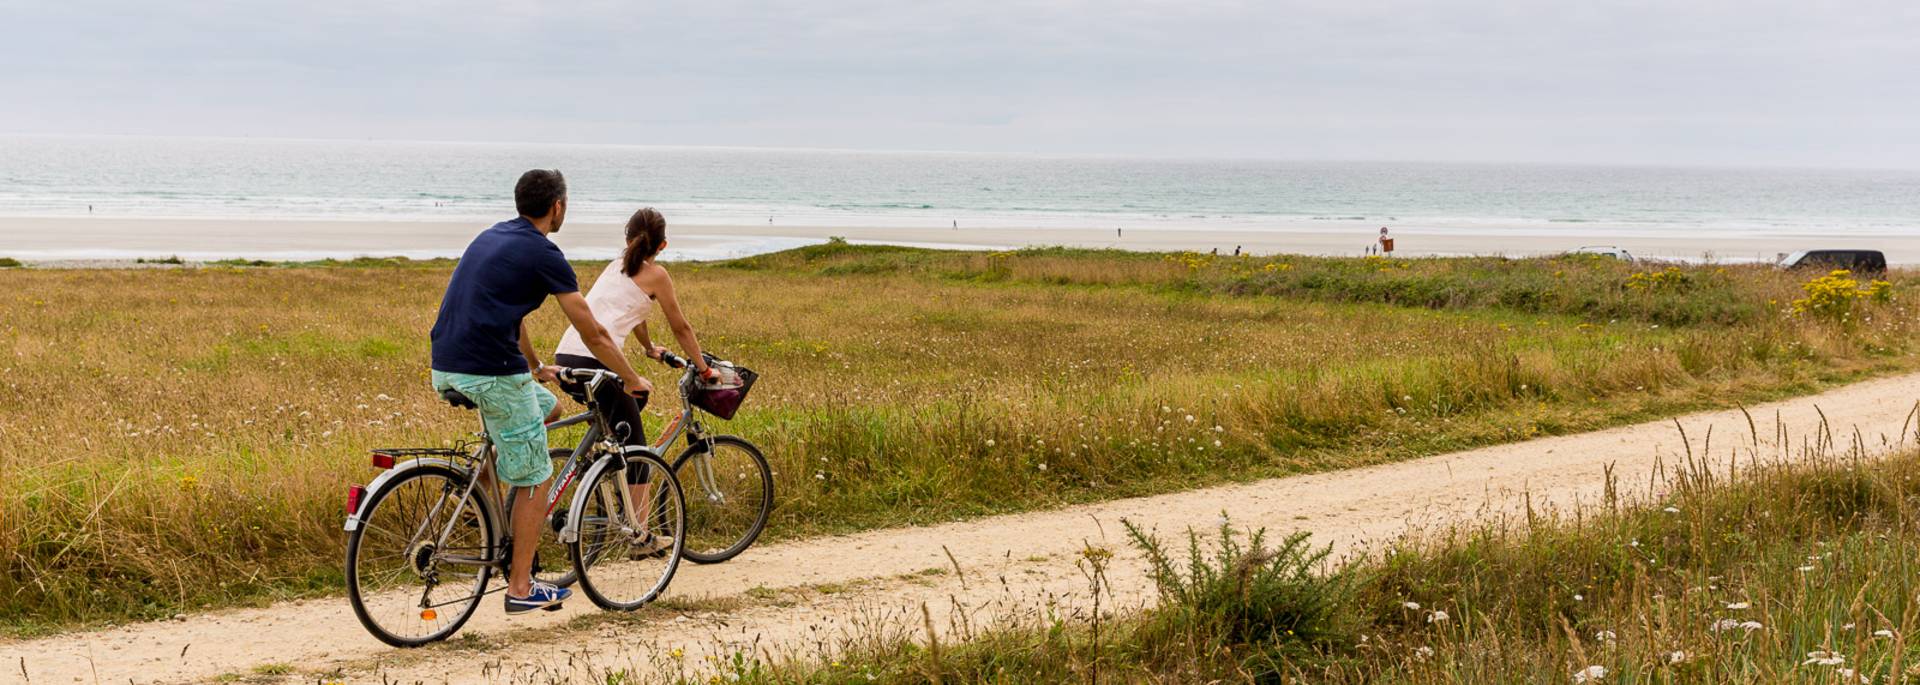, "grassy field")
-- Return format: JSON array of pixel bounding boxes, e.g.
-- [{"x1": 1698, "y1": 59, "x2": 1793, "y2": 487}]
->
[
  {"x1": 747, "y1": 438, "x2": 1920, "y2": 684},
  {"x1": 0, "y1": 245, "x2": 1914, "y2": 633}
]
